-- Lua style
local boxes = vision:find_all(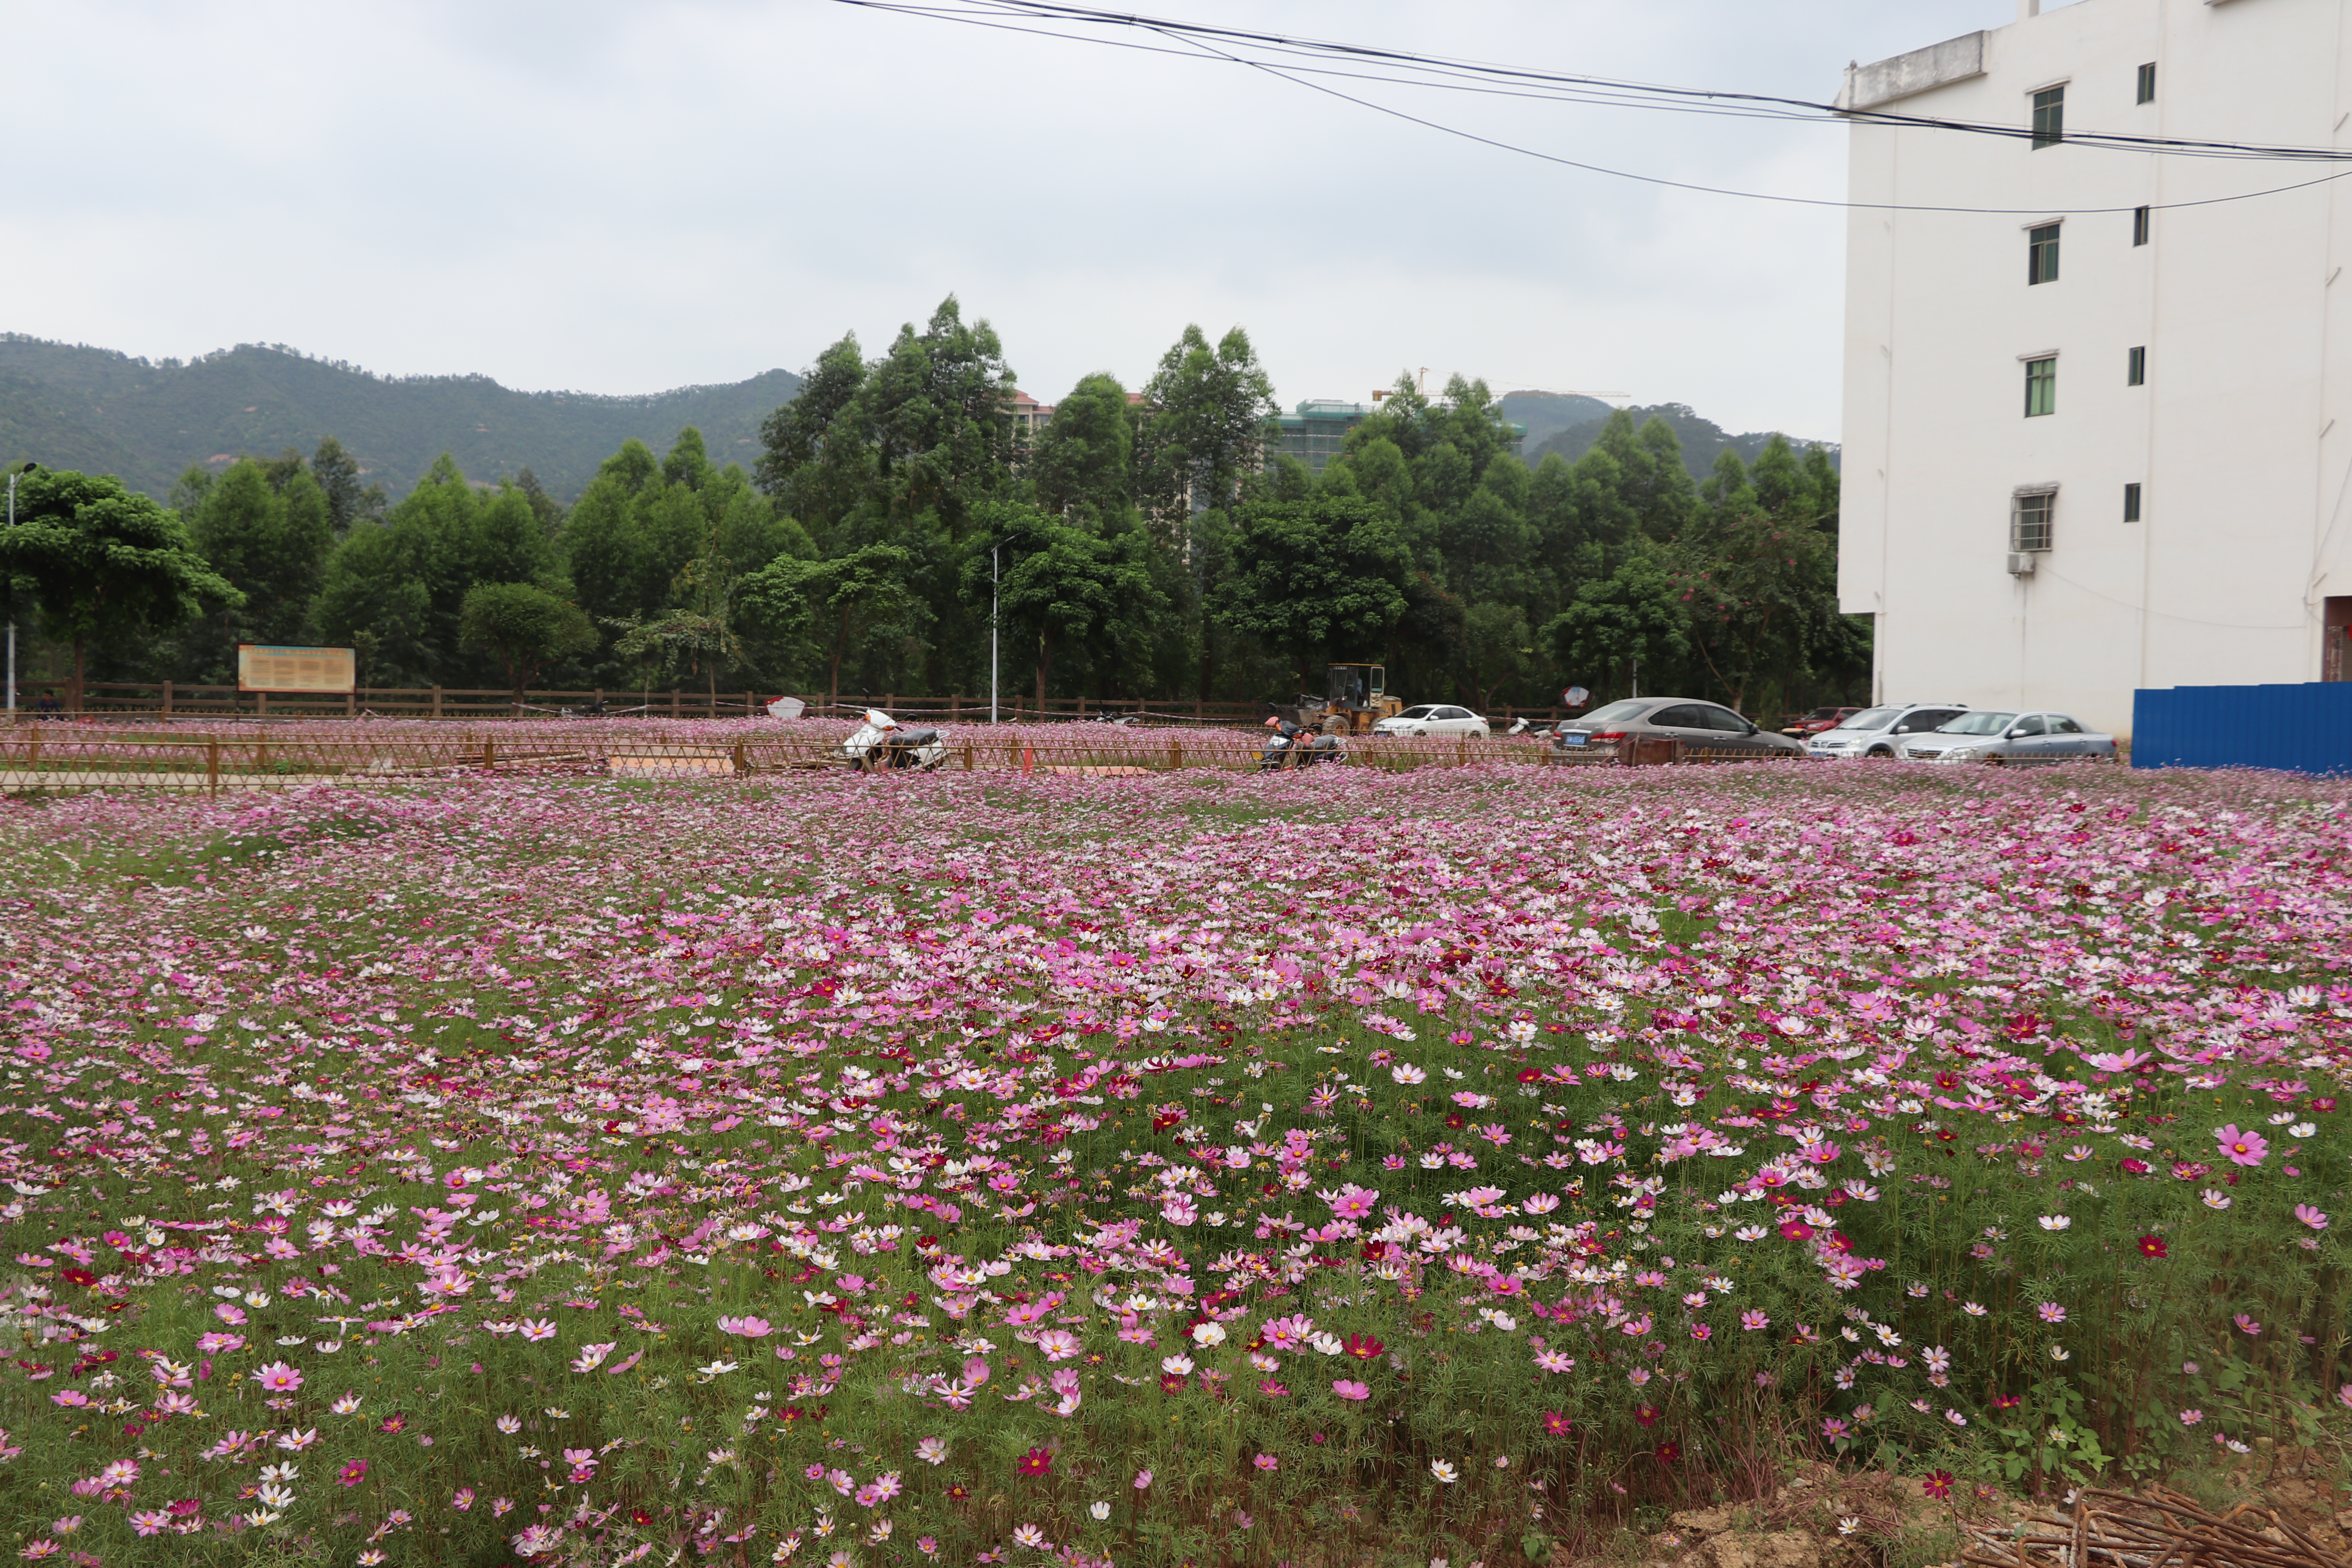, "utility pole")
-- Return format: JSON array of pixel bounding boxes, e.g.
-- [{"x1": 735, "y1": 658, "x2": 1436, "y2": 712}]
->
[
  {"x1": 989, "y1": 544, "x2": 1000, "y2": 724},
  {"x1": 5, "y1": 465, "x2": 32, "y2": 719}
]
